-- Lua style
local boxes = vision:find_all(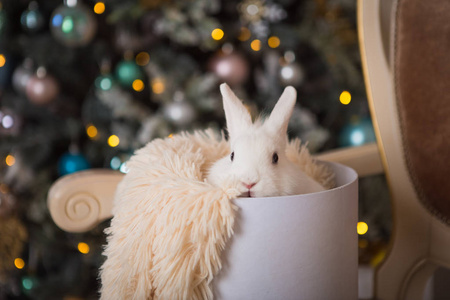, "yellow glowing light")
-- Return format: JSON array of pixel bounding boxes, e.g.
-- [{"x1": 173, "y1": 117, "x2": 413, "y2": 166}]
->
[
  {"x1": 268, "y1": 36, "x2": 280, "y2": 48},
  {"x1": 151, "y1": 79, "x2": 165, "y2": 94},
  {"x1": 357, "y1": 222, "x2": 369, "y2": 235},
  {"x1": 250, "y1": 39, "x2": 261, "y2": 51},
  {"x1": 86, "y1": 124, "x2": 98, "y2": 139},
  {"x1": 238, "y1": 27, "x2": 251, "y2": 41},
  {"x1": 5, "y1": 155, "x2": 15, "y2": 167},
  {"x1": 94, "y1": 2, "x2": 105, "y2": 14},
  {"x1": 168, "y1": 133, "x2": 174, "y2": 138},
  {"x1": 14, "y1": 258, "x2": 25, "y2": 269},
  {"x1": 132, "y1": 79, "x2": 145, "y2": 92},
  {"x1": 135, "y1": 52, "x2": 150, "y2": 66},
  {"x1": 340, "y1": 91, "x2": 352, "y2": 105},
  {"x1": 0, "y1": 54, "x2": 5, "y2": 67},
  {"x1": 211, "y1": 28, "x2": 224, "y2": 41},
  {"x1": 108, "y1": 135, "x2": 120, "y2": 147},
  {"x1": 77, "y1": 242, "x2": 90, "y2": 254}
]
